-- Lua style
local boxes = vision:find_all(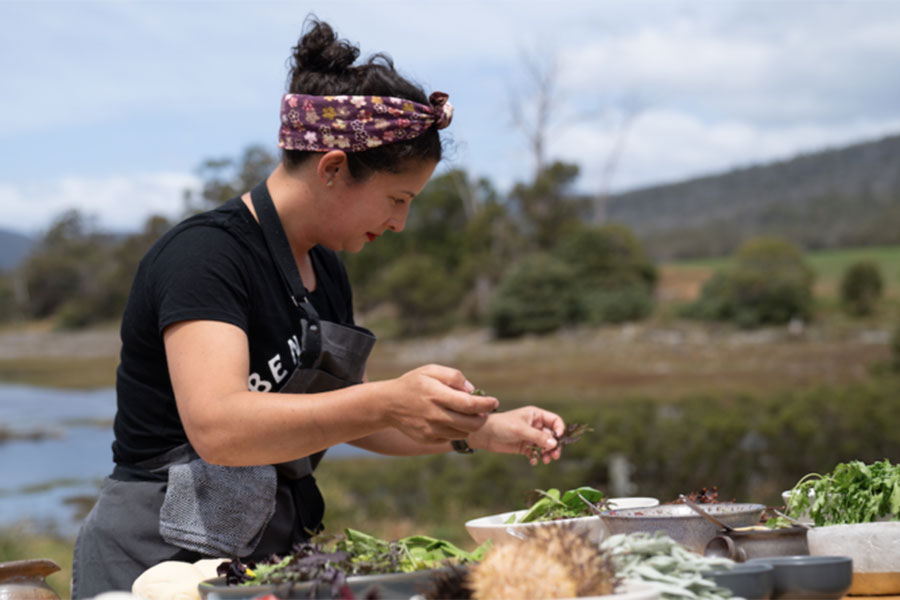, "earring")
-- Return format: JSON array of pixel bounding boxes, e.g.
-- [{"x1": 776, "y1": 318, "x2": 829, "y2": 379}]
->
[{"x1": 326, "y1": 179, "x2": 334, "y2": 188}]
